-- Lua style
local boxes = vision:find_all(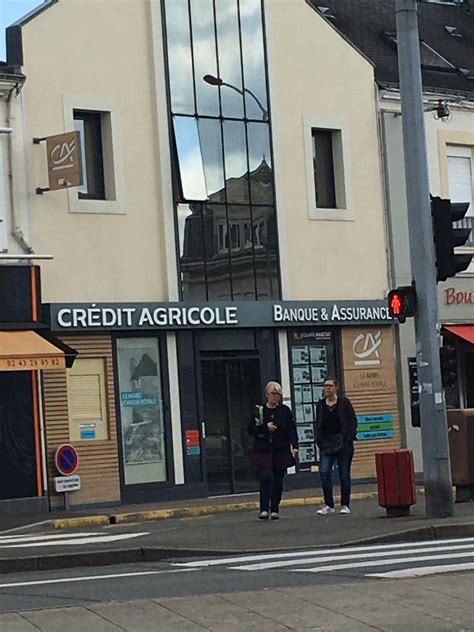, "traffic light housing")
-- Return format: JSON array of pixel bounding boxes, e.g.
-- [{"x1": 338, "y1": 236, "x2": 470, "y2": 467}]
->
[
  {"x1": 431, "y1": 196, "x2": 473, "y2": 283},
  {"x1": 439, "y1": 345, "x2": 457, "y2": 389},
  {"x1": 387, "y1": 286, "x2": 417, "y2": 323}
]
